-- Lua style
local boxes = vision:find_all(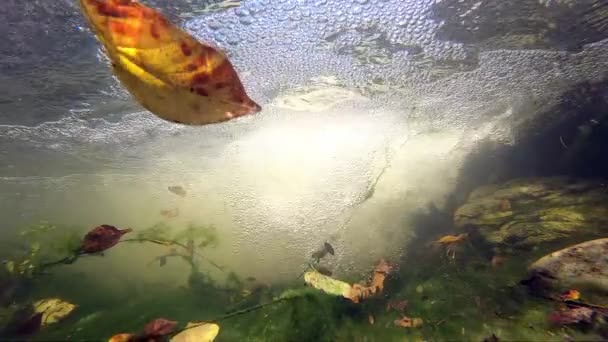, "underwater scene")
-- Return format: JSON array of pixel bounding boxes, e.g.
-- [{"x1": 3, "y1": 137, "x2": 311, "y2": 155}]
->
[{"x1": 2, "y1": 0, "x2": 608, "y2": 341}]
